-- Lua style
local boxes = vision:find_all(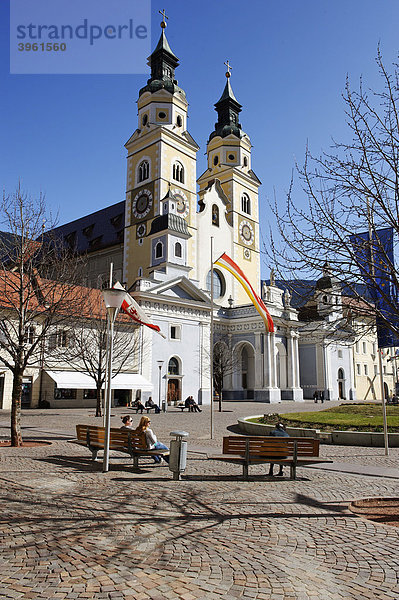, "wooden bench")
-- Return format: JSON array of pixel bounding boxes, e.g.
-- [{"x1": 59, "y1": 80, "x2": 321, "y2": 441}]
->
[
  {"x1": 176, "y1": 403, "x2": 190, "y2": 411},
  {"x1": 72, "y1": 424, "x2": 169, "y2": 468},
  {"x1": 207, "y1": 436, "x2": 332, "y2": 480}
]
